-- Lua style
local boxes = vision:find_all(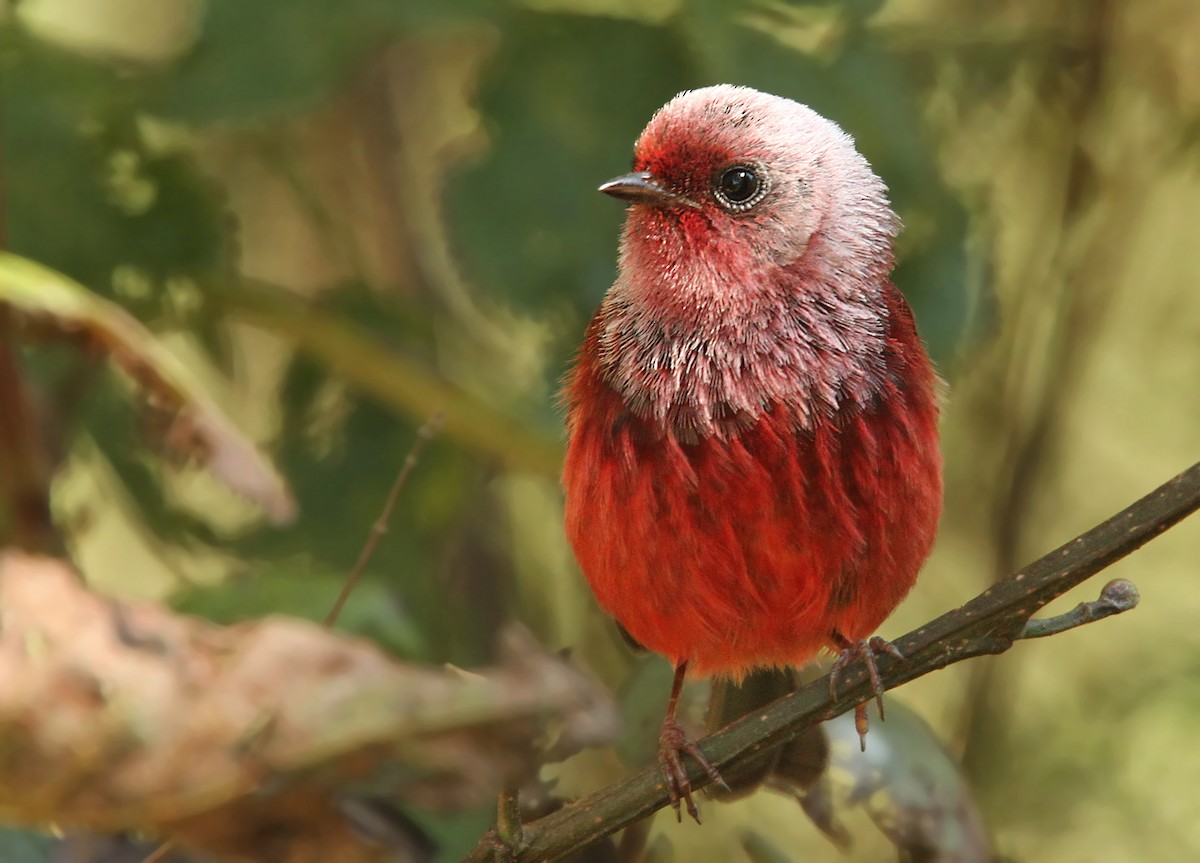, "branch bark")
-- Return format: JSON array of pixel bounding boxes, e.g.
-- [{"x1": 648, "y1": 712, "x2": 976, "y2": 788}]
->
[{"x1": 465, "y1": 460, "x2": 1200, "y2": 863}]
